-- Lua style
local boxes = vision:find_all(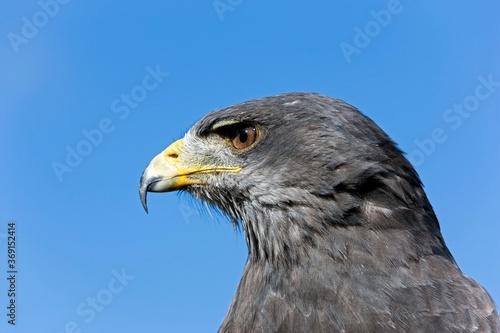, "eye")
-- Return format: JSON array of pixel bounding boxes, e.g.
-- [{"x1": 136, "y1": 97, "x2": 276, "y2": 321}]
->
[
  {"x1": 231, "y1": 125, "x2": 257, "y2": 149},
  {"x1": 214, "y1": 123, "x2": 260, "y2": 150}
]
